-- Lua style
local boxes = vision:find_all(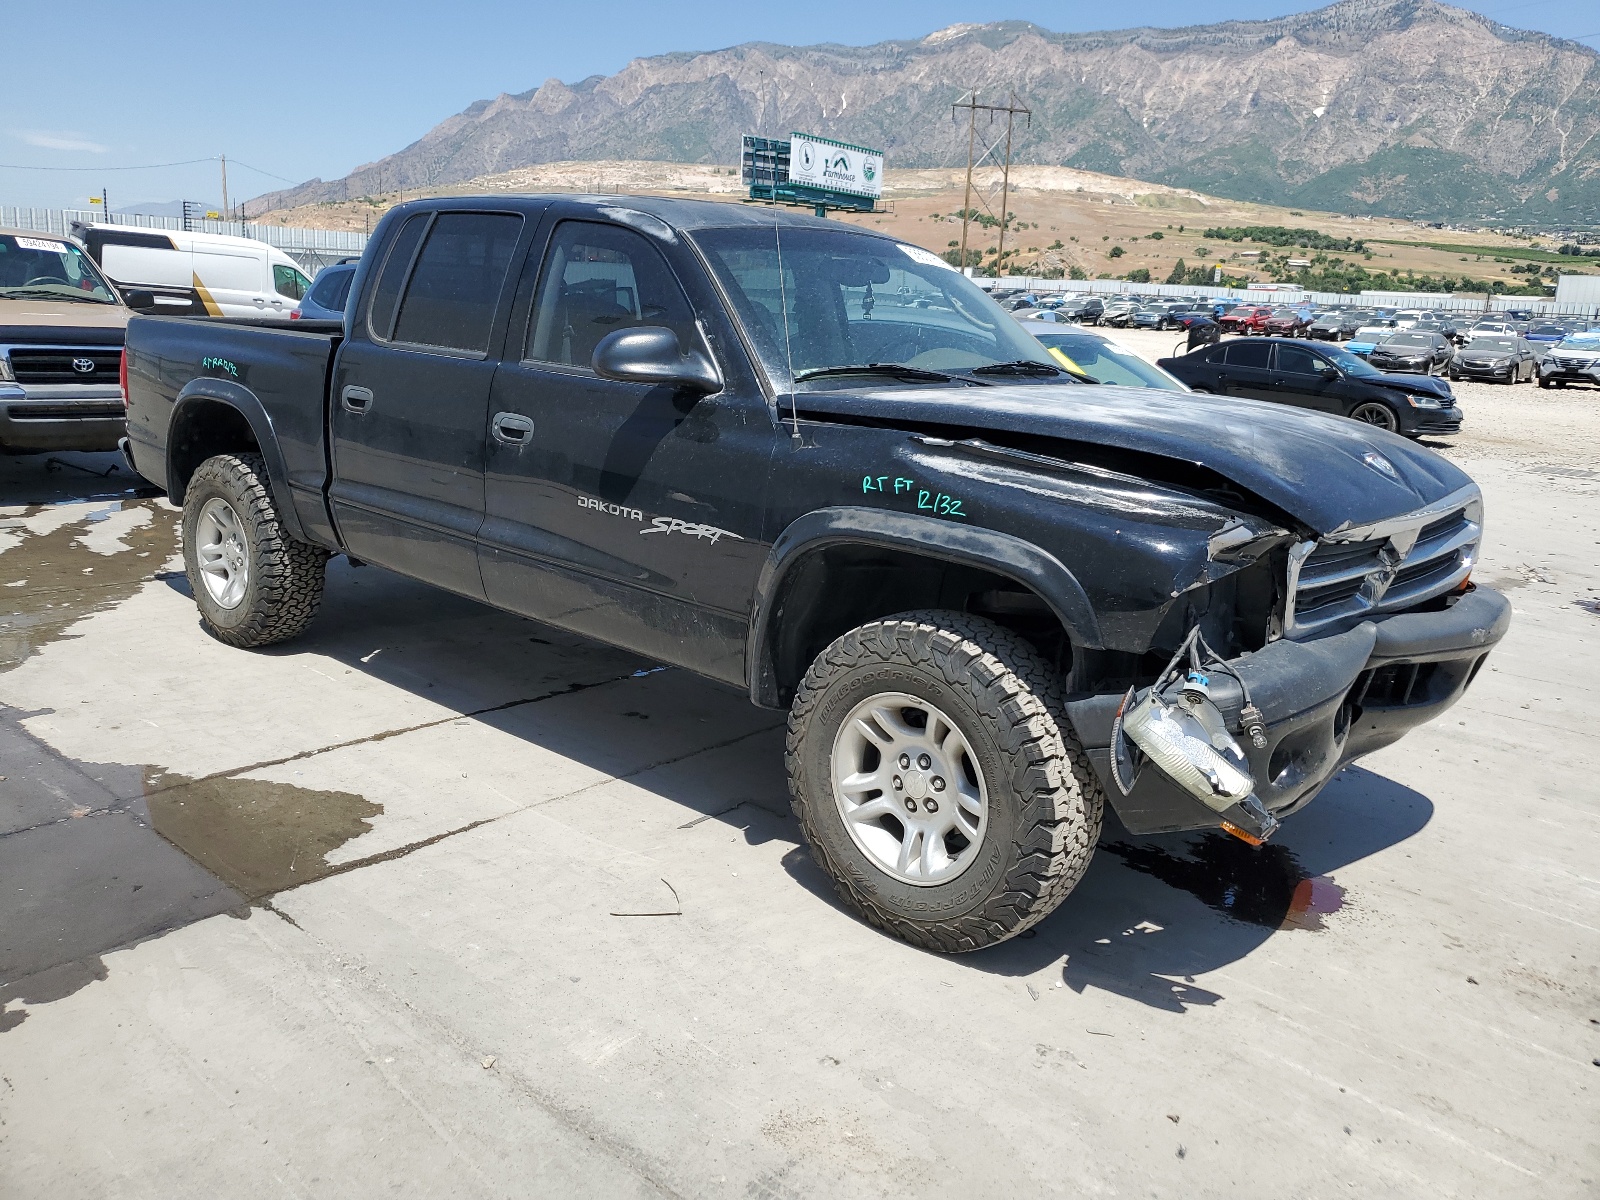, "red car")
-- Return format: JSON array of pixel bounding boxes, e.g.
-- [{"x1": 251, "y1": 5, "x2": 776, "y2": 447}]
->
[
  {"x1": 1263, "y1": 308, "x2": 1314, "y2": 336},
  {"x1": 1218, "y1": 305, "x2": 1273, "y2": 335}
]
